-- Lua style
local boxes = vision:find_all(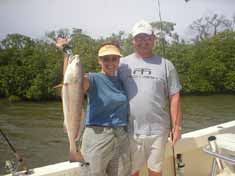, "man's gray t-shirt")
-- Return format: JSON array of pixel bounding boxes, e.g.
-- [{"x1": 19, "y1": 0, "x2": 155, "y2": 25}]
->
[{"x1": 118, "y1": 53, "x2": 182, "y2": 135}]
